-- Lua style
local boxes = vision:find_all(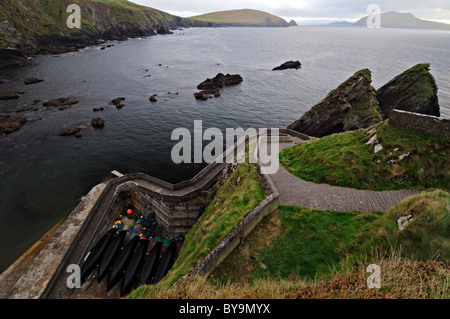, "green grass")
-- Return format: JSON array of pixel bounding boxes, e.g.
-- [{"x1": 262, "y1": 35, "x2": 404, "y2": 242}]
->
[
  {"x1": 353, "y1": 189, "x2": 450, "y2": 262},
  {"x1": 251, "y1": 206, "x2": 382, "y2": 280},
  {"x1": 128, "y1": 161, "x2": 268, "y2": 298},
  {"x1": 280, "y1": 121, "x2": 450, "y2": 191},
  {"x1": 0, "y1": 0, "x2": 179, "y2": 48},
  {"x1": 143, "y1": 190, "x2": 450, "y2": 299},
  {"x1": 191, "y1": 9, "x2": 287, "y2": 26}
]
